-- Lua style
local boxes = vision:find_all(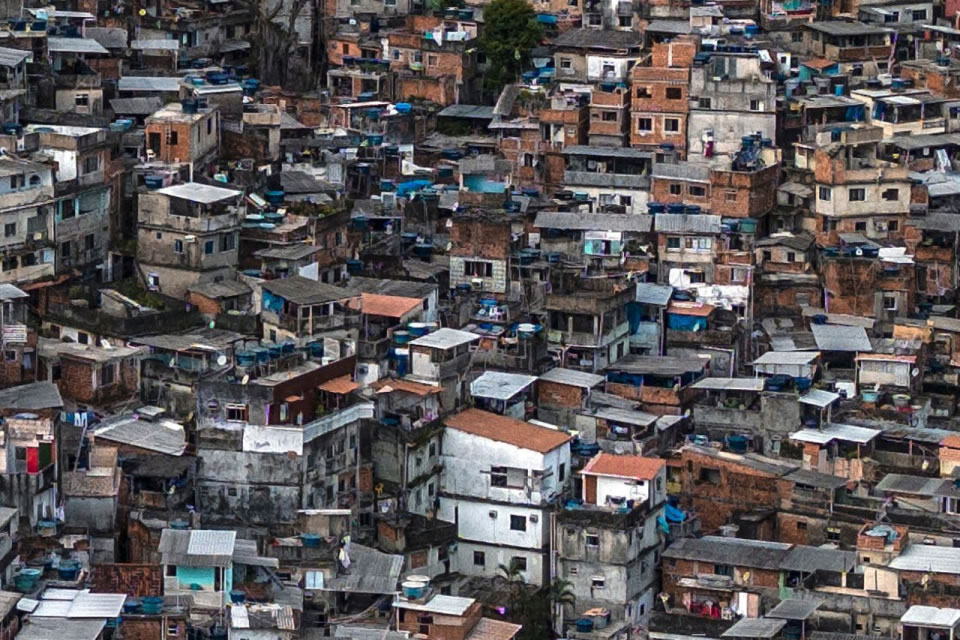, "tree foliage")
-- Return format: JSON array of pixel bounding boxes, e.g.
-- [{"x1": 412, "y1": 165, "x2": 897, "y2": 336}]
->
[
  {"x1": 496, "y1": 562, "x2": 575, "y2": 640},
  {"x1": 479, "y1": 0, "x2": 543, "y2": 92}
]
